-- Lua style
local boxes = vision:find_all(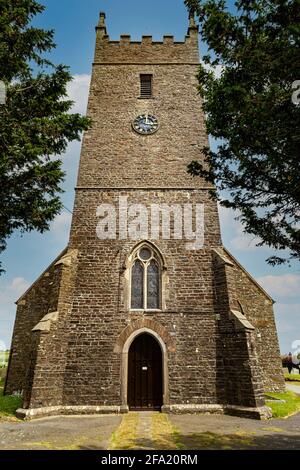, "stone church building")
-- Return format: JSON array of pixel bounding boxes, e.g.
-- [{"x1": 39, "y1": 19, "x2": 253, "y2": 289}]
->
[{"x1": 5, "y1": 12, "x2": 284, "y2": 419}]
